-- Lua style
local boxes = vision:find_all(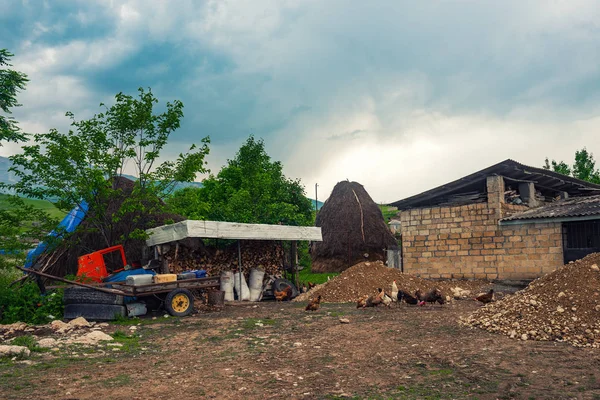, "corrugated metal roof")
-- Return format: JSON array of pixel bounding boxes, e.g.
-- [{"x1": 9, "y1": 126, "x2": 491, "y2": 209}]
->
[
  {"x1": 500, "y1": 195, "x2": 600, "y2": 222},
  {"x1": 146, "y1": 220, "x2": 323, "y2": 246},
  {"x1": 389, "y1": 159, "x2": 600, "y2": 210}
]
